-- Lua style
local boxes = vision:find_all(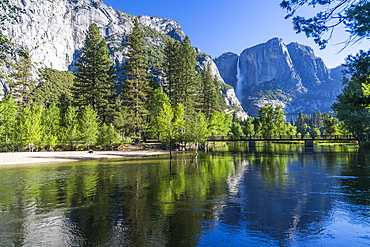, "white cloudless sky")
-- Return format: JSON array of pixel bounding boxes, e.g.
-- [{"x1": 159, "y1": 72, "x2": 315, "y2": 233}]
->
[{"x1": 103, "y1": 0, "x2": 369, "y2": 68}]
